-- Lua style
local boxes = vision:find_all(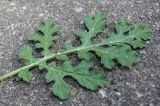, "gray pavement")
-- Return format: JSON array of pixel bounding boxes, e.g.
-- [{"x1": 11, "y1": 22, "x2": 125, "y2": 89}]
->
[{"x1": 0, "y1": 0, "x2": 160, "y2": 106}]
